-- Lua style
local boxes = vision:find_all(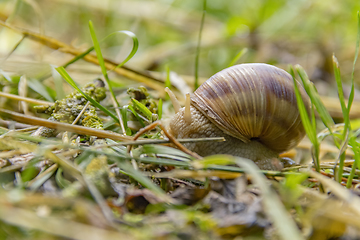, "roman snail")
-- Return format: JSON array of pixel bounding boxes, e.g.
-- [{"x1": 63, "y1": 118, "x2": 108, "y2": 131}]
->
[{"x1": 166, "y1": 63, "x2": 310, "y2": 170}]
